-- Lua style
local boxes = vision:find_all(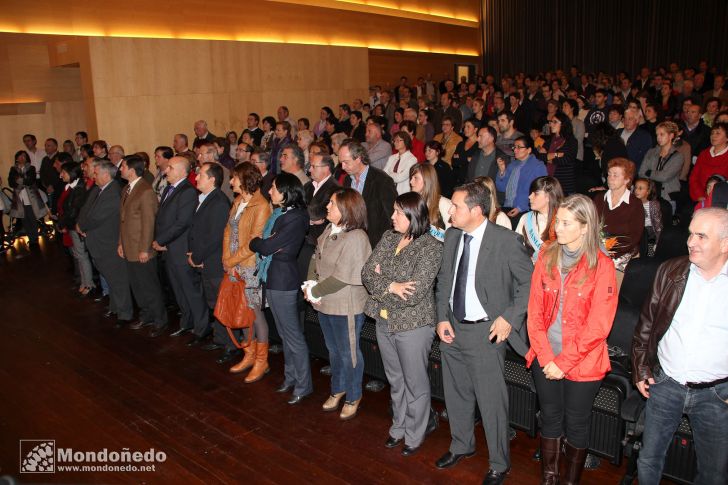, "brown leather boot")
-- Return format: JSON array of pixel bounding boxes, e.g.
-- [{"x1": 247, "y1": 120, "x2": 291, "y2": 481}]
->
[
  {"x1": 540, "y1": 436, "x2": 561, "y2": 485},
  {"x1": 561, "y1": 441, "x2": 587, "y2": 485},
  {"x1": 244, "y1": 341, "x2": 270, "y2": 383},
  {"x1": 229, "y1": 340, "x2": 256, "y2": 374}
]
